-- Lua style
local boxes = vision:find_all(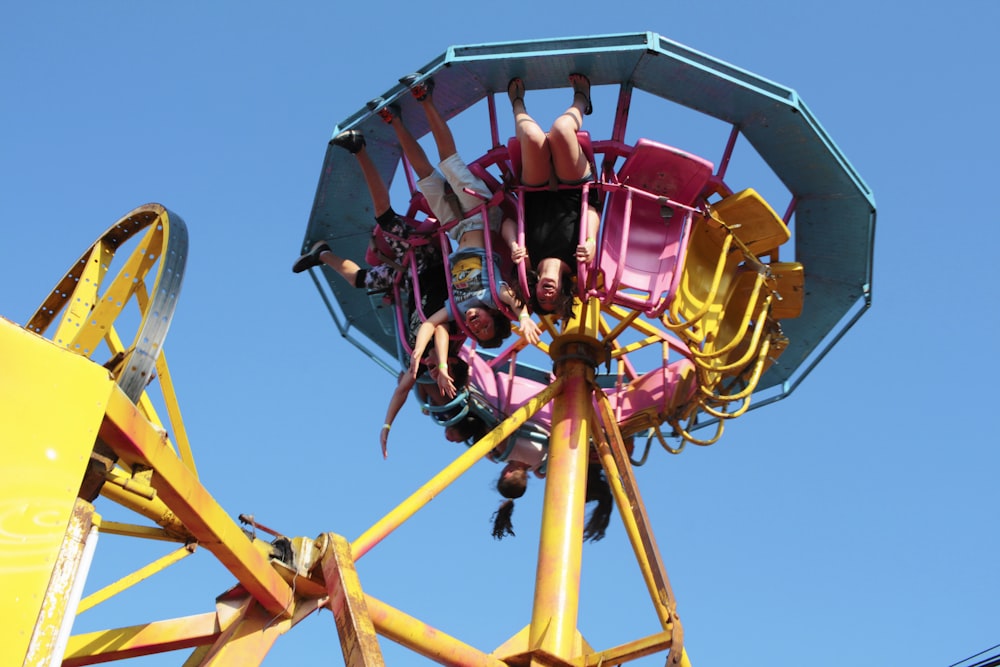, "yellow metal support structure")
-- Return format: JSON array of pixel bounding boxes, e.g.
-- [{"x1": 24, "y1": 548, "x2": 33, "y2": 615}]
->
[
  {"x1": 2, "y1": 204, "x2": 708, "y2": 665},
  {"x1": 97, "y1": 386, "x2": 295, "y2": 617},
  {"x1": 593, "y1": 393, "x2": 689, "y2": 667},
  {"x1": 0, "y1": 318, "x2": 113, "y2": 666},
  {"x1": 76, "y1": 543, "x2": 195, "y2": 613},
  {"x1": 529, "y1": 344, "x2": 593, "y2": 659},
  {"x1": 318, "y1": 533, "x2": 385, "y2": 666}
]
